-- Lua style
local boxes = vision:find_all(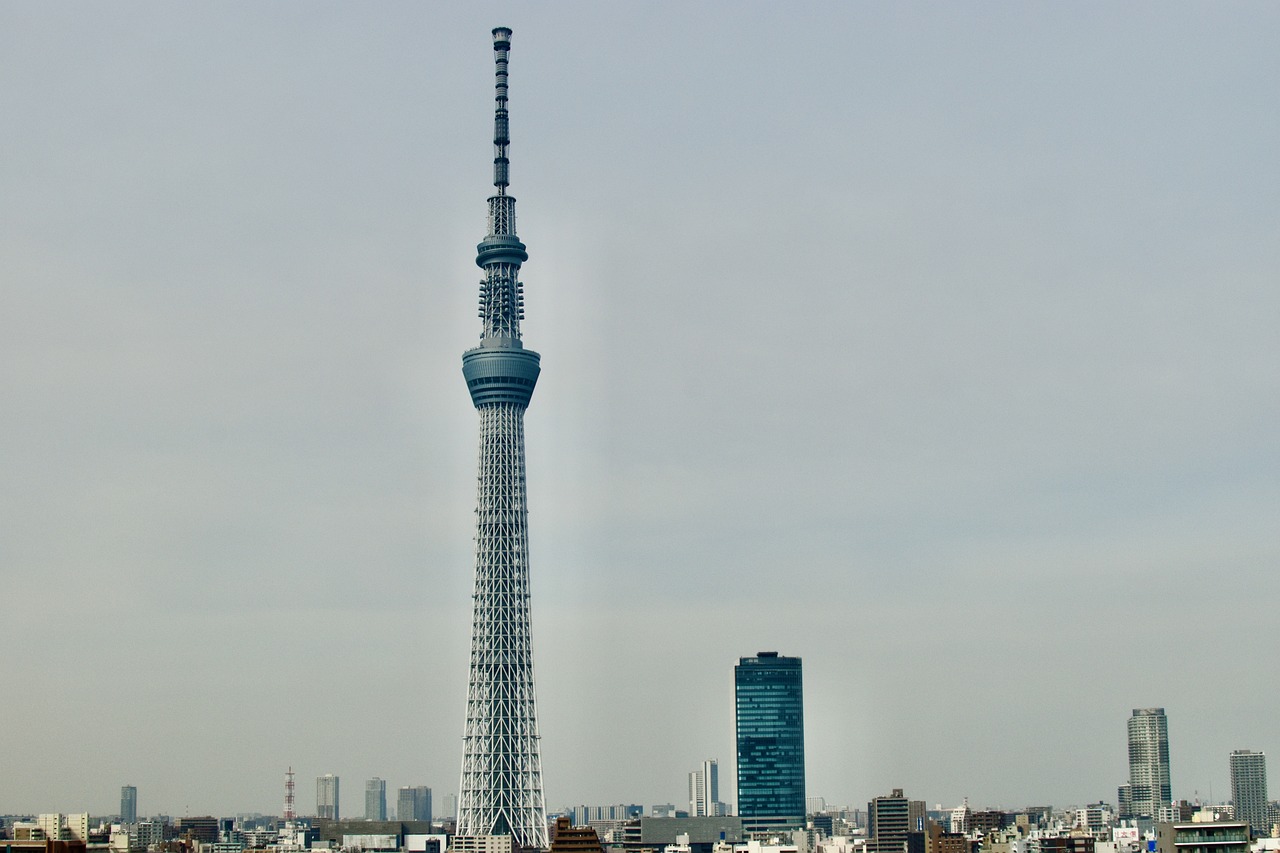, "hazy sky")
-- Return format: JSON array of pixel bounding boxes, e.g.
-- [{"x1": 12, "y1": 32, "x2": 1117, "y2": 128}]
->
[{"x1": 3, "y1": 2, "x2": 1277, "y2": 820}]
